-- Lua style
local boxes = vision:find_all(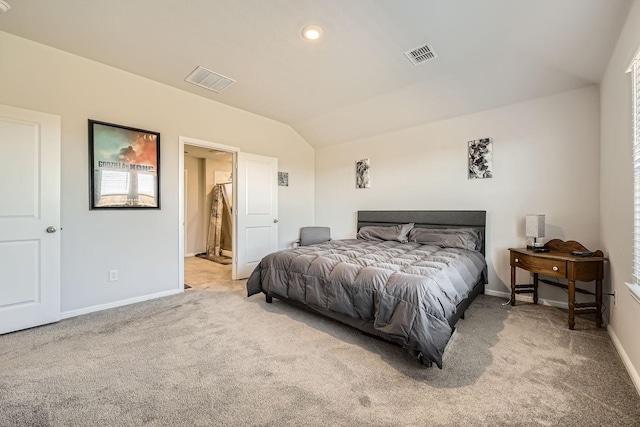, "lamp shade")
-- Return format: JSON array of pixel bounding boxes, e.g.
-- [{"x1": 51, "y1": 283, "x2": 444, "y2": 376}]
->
[{"x1": 525, "y1": 214, "x2": 545, "y2": 238}]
